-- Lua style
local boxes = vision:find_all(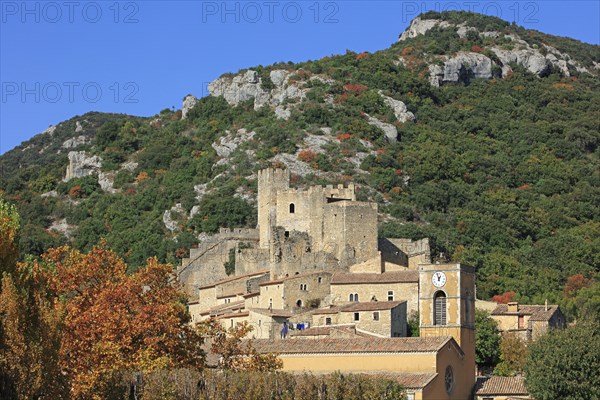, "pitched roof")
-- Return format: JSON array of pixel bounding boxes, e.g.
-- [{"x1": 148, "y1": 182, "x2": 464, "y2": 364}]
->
[
  {"x1": 209, "y1": 300, "x2": 245, "y2": 315},
  {"x1": 341, "y1": 300, "x2": 406, "y2": 312},
  {"x1": 367, "y1": 372, "x2": 438, "y2": 389},
  {"x1": 311, "y1": 306, "x2": 344, "y2": 315},
  {"x1": 290, "y1": 324, "x2": 380, "y2": 338},
  {"x1": 259, "y1": 271, "x2": 331, "y2": 286},
  {"x1": 331, "y1": 271, "x2": 419, "y2": 284},
  {"x1": 216, "y1": 291, "x2": 244, "y2": 299},
  {"x1": 217, "y1": 311, "x2": 250, "y2": 319},
  {"x1": 250, "y1": 308, "x2": 292, "y2": 318},
  {"x1": 492, "y1": 304, "x2": 561, "y2": 321},
  {"x1": 475, "y1": 376, "x2": 529, "y2": 395},
  {"x1": 250, "y1": 336, "x2": 452, "y2": 354},
  {"x1": 199, "y1": 269, "x2": 270, "y2": 289}
]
